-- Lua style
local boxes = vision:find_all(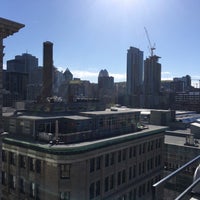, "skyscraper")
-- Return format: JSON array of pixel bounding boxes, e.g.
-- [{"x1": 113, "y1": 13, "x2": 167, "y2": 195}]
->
[
  {"x1": 98, "y1": 69, "x2": 114, "y2": 107},
  {"x1": 143, "y1": 55, "x2": 161, "y2": 108},
  {"x1": 7, "y1": 53, "x2": 38, "y2": 74},
  {"x1": 126, "y1": 47, "x2": 143, "y2": 107},
  {"x1": 42, "y1": 41, "x2": 53, "y2": 99}
]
